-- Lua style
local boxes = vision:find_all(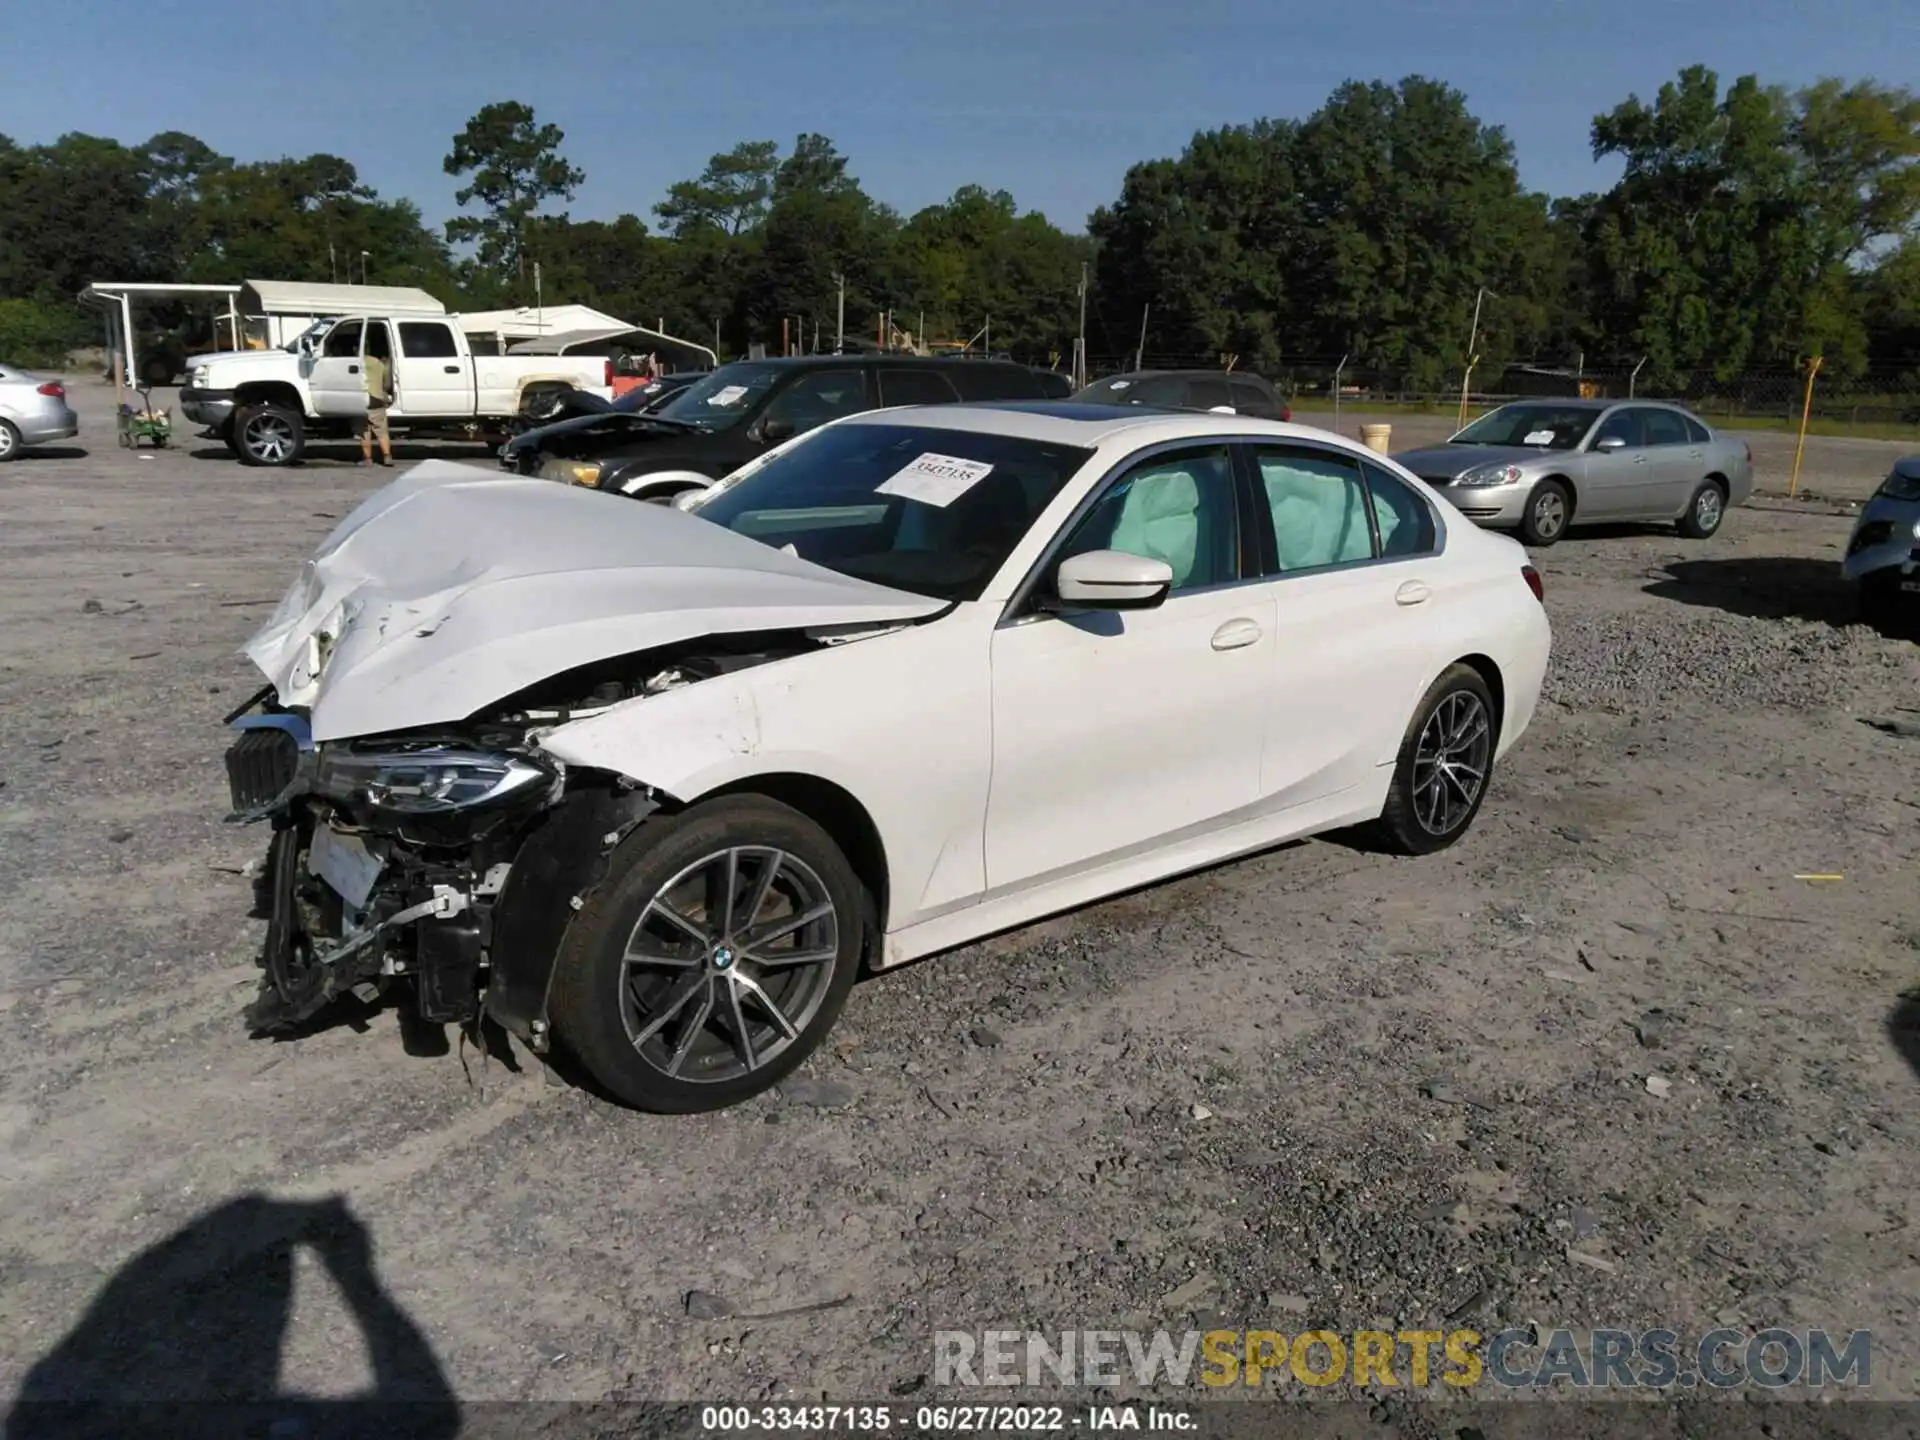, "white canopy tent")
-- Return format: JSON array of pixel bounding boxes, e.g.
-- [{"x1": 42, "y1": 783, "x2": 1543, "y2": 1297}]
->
[
  {"x1": 79, "y1": 282, "x2": 243, "y2": 396},
  {"x1": 505, "y1": 323, "x2": 719, "y2": 371},
  {"x1": 240, "y1": 280, "x2": 446, "y2": 318},
  {"x1": 455, "y1": 304, "x2": 629, "y2": 351}
]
